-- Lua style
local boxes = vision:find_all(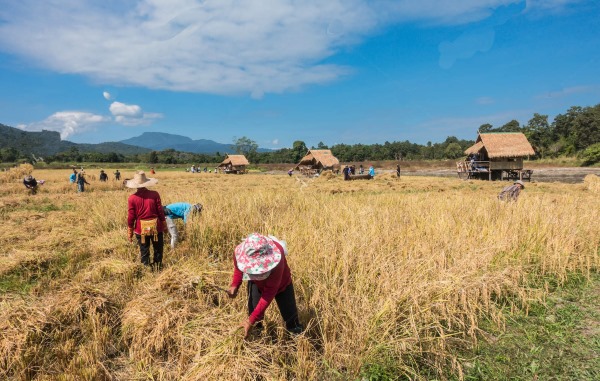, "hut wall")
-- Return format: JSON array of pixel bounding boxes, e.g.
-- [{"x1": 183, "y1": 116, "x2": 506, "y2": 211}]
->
[{"x1": 490, "y1": 158, "x2": 523, "y2": 170}]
